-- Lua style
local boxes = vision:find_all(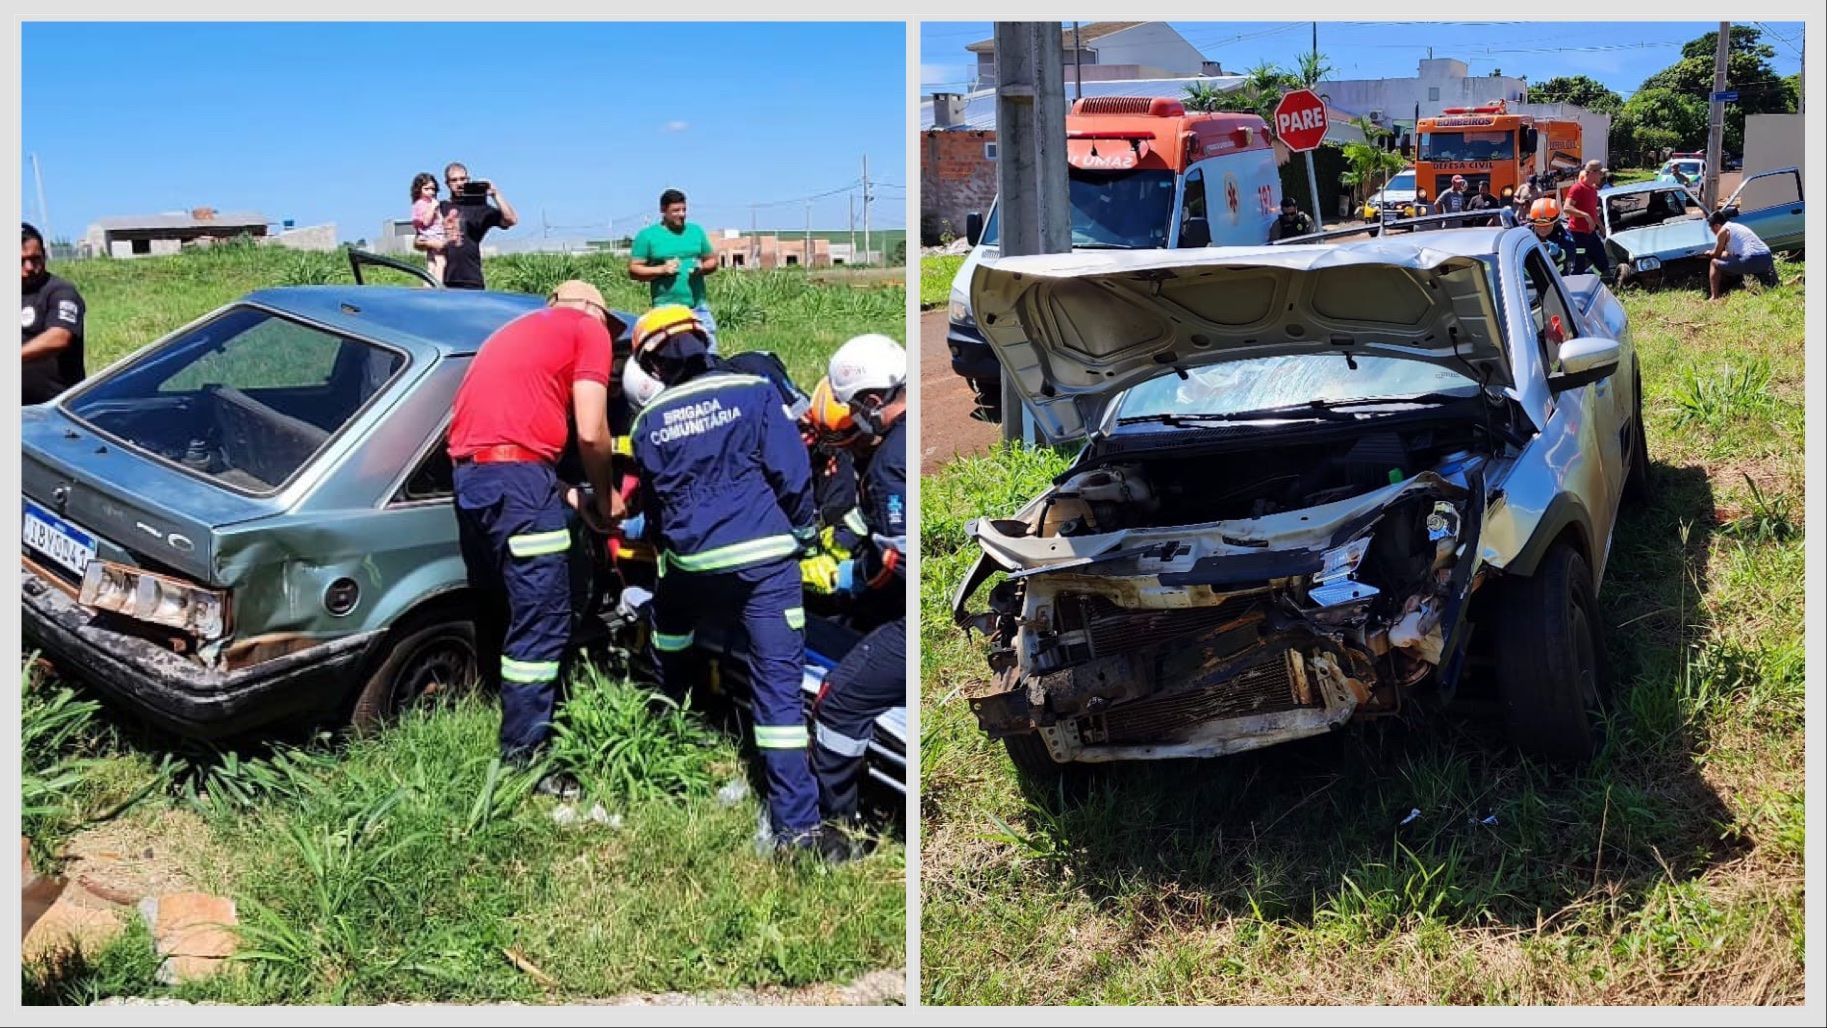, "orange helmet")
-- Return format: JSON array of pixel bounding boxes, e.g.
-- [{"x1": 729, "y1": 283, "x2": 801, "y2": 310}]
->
[
  {"x1": 1527, "y1": 197, "x2": 1562, "y2": 225},
  {"x1": 806, "y1": 376, "x2": 859, "y2": 447}
]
